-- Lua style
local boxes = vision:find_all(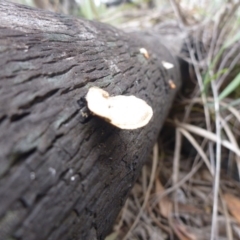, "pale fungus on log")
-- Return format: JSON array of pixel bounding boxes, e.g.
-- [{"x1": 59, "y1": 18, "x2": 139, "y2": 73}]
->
[
  {"x1": 139, "y1": 47, "x2": 150, "y2": 59},
  {"x1": 85, "y1": 87, "x2": 153, "y2": 130},
  {"x1": 162, "y1": 61, "x2": 174, "y2": 69}
]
